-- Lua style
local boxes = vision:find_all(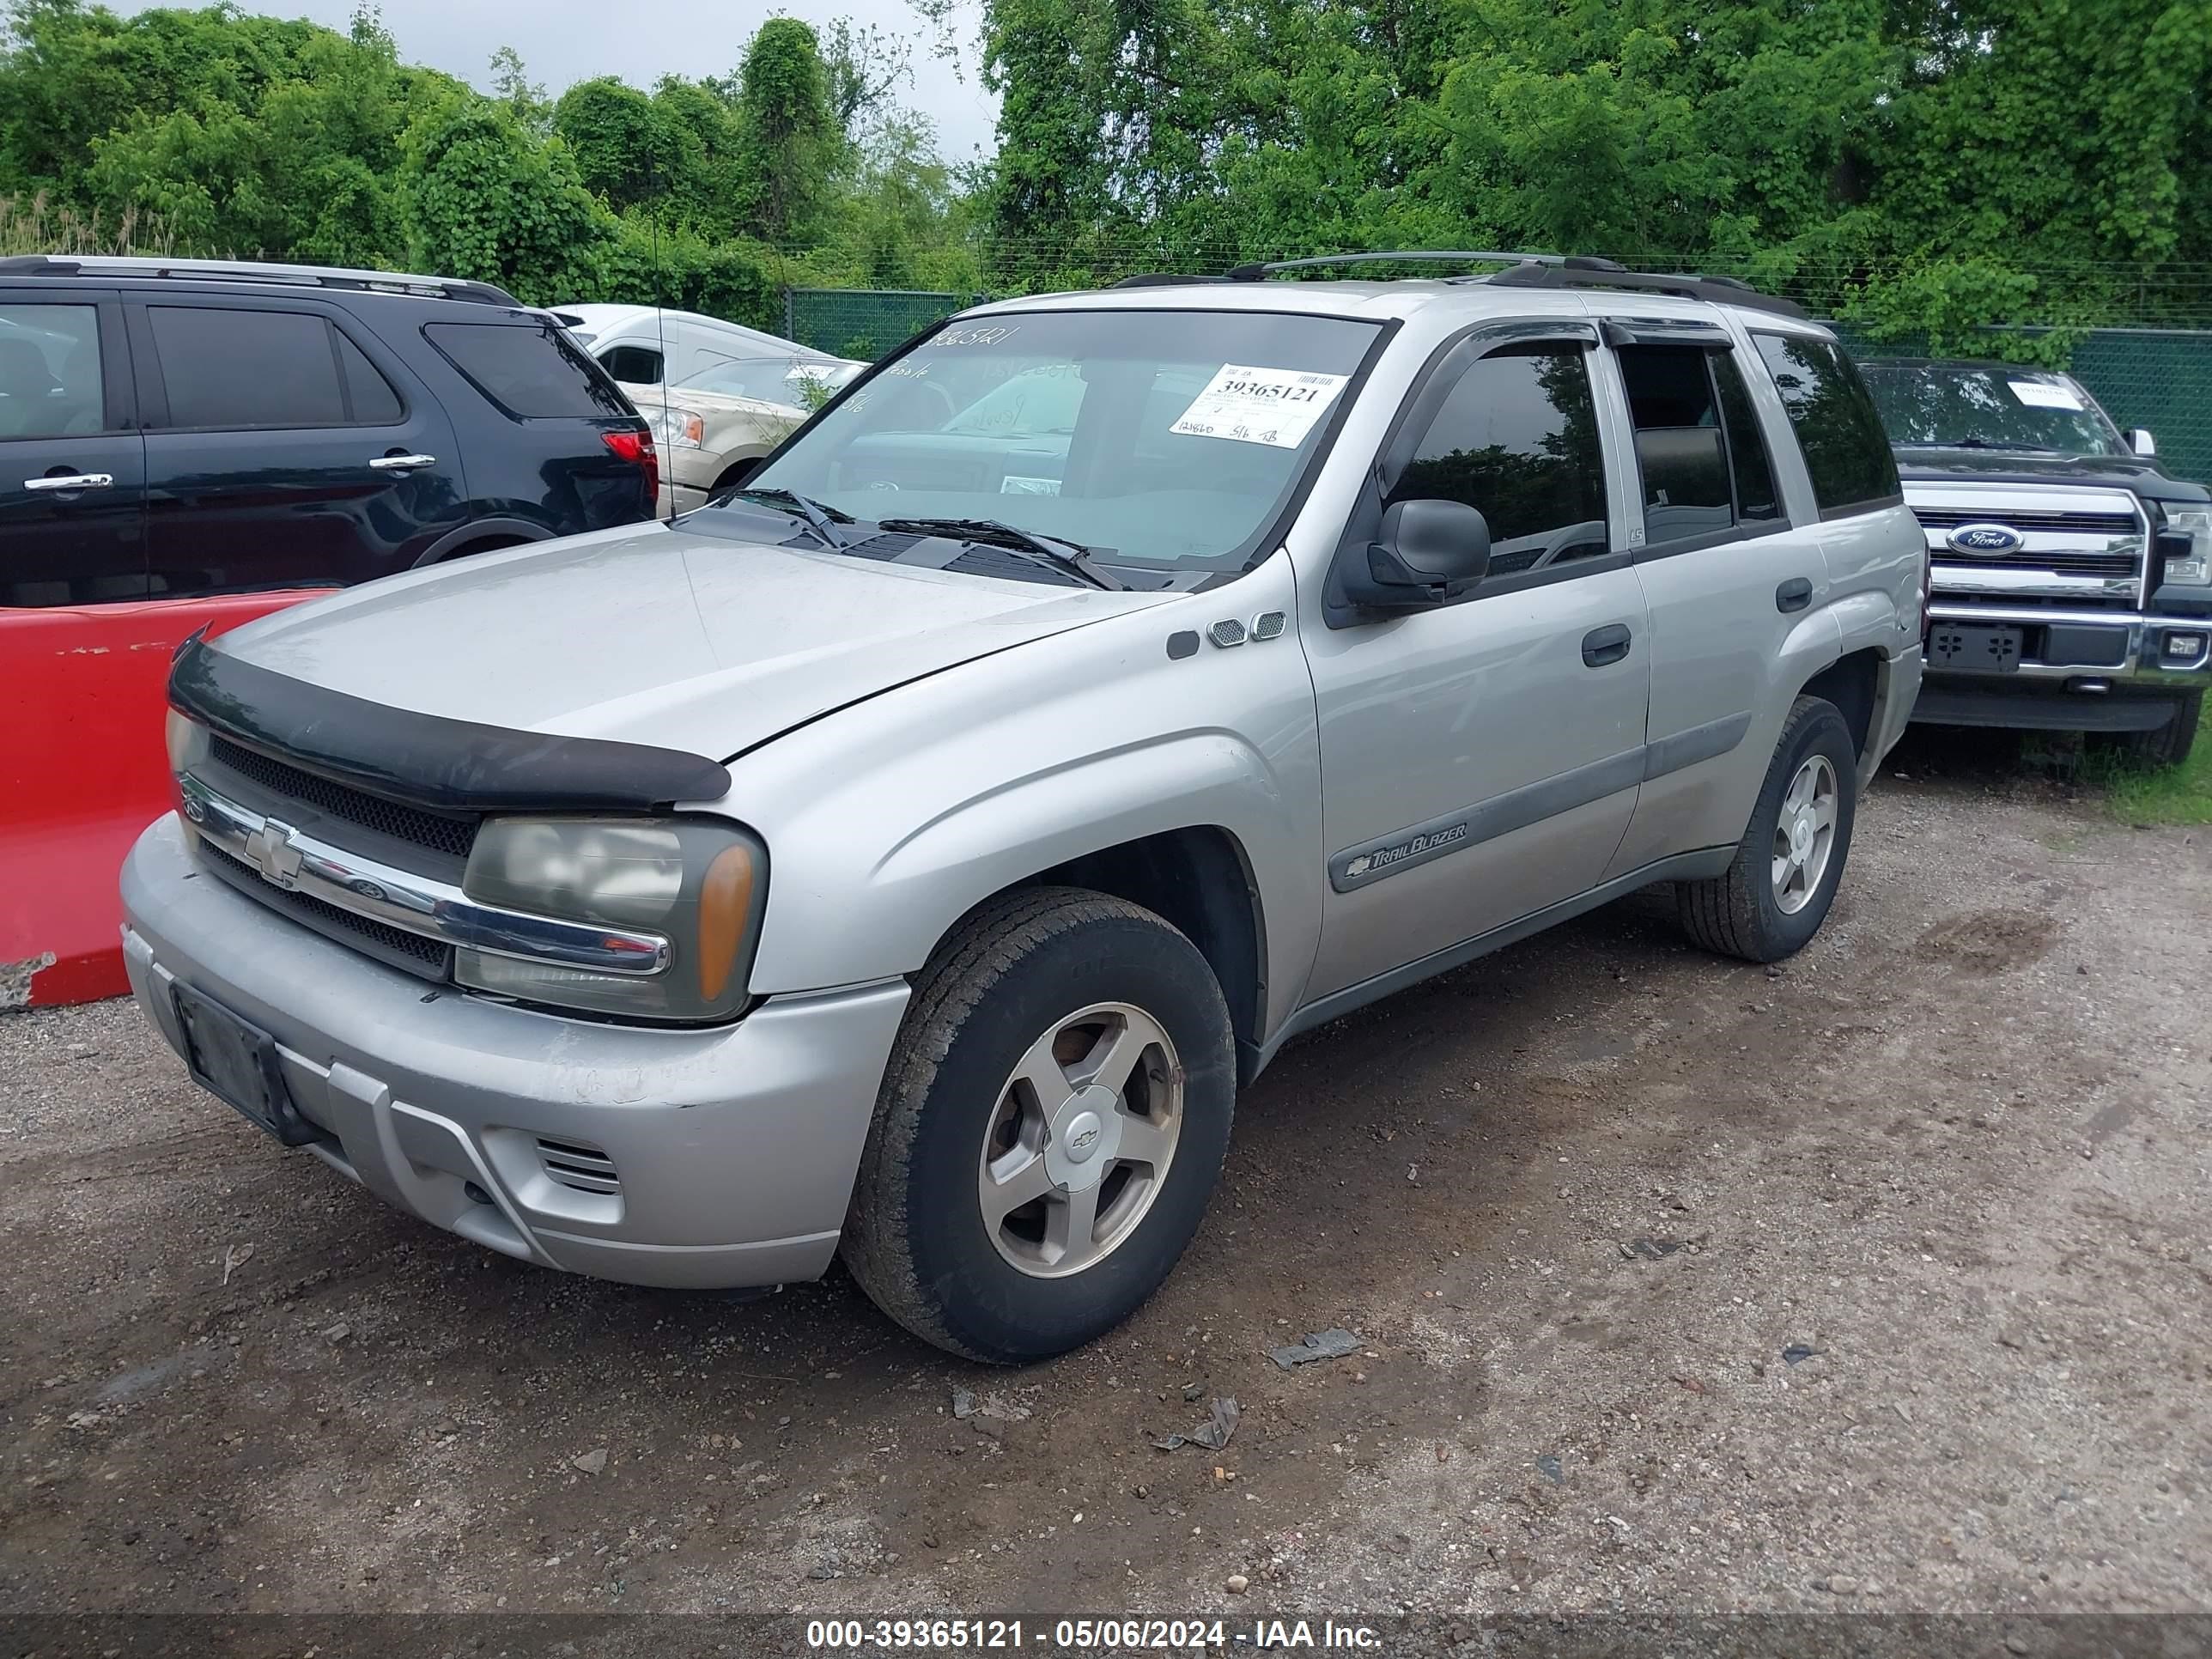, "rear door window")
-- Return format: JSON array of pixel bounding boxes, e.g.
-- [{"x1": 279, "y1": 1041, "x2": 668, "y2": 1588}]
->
[
  {"x1": 1752, "y1": 334, "x2": 1900, "y2": 516},
  {"x1": 428, "y1": 322, "x2": 629, "y2": 418},
  {"x1": 148, "y1": 307, "x2": 358, "y2": 428},
  {"x1": 1617, "y1": 343, "x2": 1784, "y2": 543},
  {"x1": 336, "y1": 332, "x2": 404, "y2": 424},
  {"x1": 1711, "y1": 350, "x2": 1782, "y2": 521},
  {"x1": 0, "y1": 302, "x2": 106, "y2": 438}
]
